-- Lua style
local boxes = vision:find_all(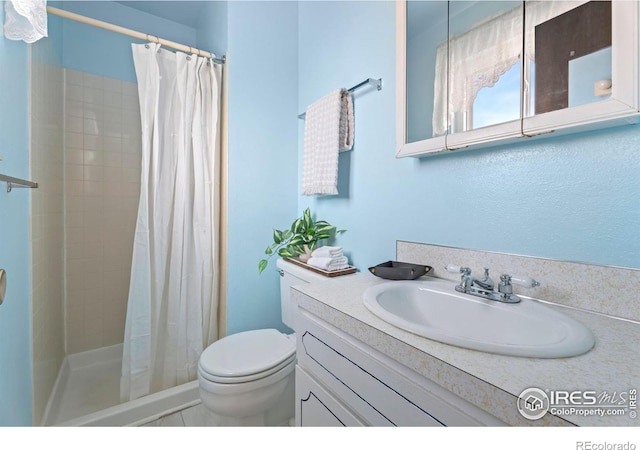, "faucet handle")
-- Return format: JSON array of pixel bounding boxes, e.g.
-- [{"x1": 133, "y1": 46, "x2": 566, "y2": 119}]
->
[
  {"x1": 509, "y1": 275, "x2": 540, "y2": 288},
  {"x1": 445, "y1": 264, "x2": 471, "y2": 275},
  {"x1": 499, "y1": 274, "x2": 539, "y2": 294}
]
